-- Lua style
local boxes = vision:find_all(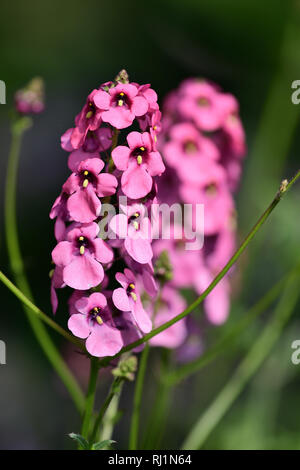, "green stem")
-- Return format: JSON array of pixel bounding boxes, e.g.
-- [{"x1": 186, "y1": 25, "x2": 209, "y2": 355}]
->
[
  {"x1": 100, "y1": 382, "x2": 124, "y2": 442},
  {"x1": 129, "y1": 343, "x2": 150, "y2": 450},
  {"x1": 4, "y1": 120, "x2": 85, "y2": 413},
  {"x1": 0, "y1": 270, "x2": 85, "y2": 350},
  {"x1": 99, "y1": 170, "x2": 300, "y2": 363},
  {"x1": 166, "y1": 269, "x2": 290, "y2": 386},
  {"x1": 181, "y1": 267, "x2": 300, "y2": 450},
  {"x1": 143, "y1": 350, "x2": 172, "y2": 449},
  {"x1": 90, "y1": 377, "x2": 123, "y2": 445},
  {"x1": 80, "y1": 358, "x2": 99, "y2": 446}
]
